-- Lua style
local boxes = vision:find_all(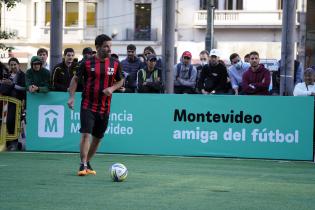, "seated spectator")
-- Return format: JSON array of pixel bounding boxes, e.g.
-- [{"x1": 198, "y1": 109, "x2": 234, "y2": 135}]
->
[
  {"x1": 293, "y1": 68, "x2": 315, "y2": 156},
  {"x1": 51, "y1": 48, "x2": 79, "y2": 92},
  {"x1": 174, "y1": 51, "x2": 197, "y2": 94},
  {"x1": 137, "y1": 54, "x2": 163, "y2": 93},
  {"x1": 195, "y1": 50, "x2": 209, "y2": 93},
  {"x1": 293, "y1": 68, "x2": 315, "y2": 96},
  {"x1": 244, "y1": 54, "x2": 250, "y2": 63},
  {"x1": 198, "y1": 49, "x2": 229, "y2": 94},
  {"x1": 26, "y1": 56, "x2": 50, "y2": 93},
  {"x1": 272, "y1": 59, "x2": 304, "y2": 95},
  {"x1": 228, "y1": 53, "x2": 250, "y2": 95},
  {"x1": 242, "y1": 51, "x2": 270, "y2": 95}
]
